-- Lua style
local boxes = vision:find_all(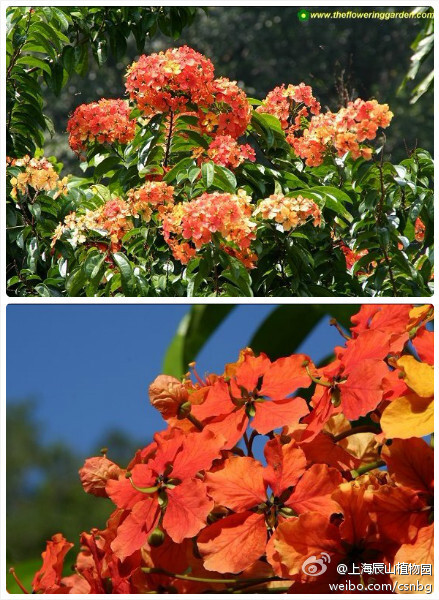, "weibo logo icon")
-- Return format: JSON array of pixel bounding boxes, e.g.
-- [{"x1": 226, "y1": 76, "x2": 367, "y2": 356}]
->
[{"x1": 301, "y1": 552, "x2": 331, "y2": 576}]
